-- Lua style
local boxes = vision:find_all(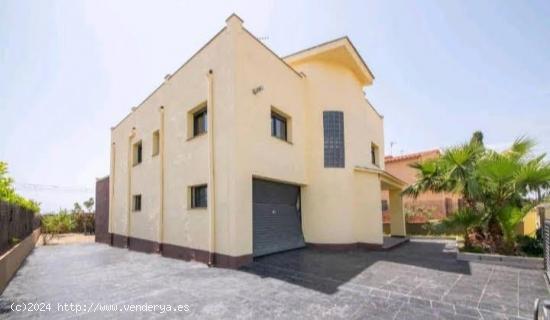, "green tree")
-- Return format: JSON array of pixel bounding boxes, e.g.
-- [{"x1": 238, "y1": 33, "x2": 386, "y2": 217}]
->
[
  {"x1": 72, "y1": 202, "x2": 83, "y2": 214},
  {"x1": 83, "y1": 197, "x2": 94, "y2": 213},
  {"x1": 404, "y1": 133, "x2": 550, "y2": 253},
  {"x1": 0, "y1": 161, "x2": 40, "y2": 212}
]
